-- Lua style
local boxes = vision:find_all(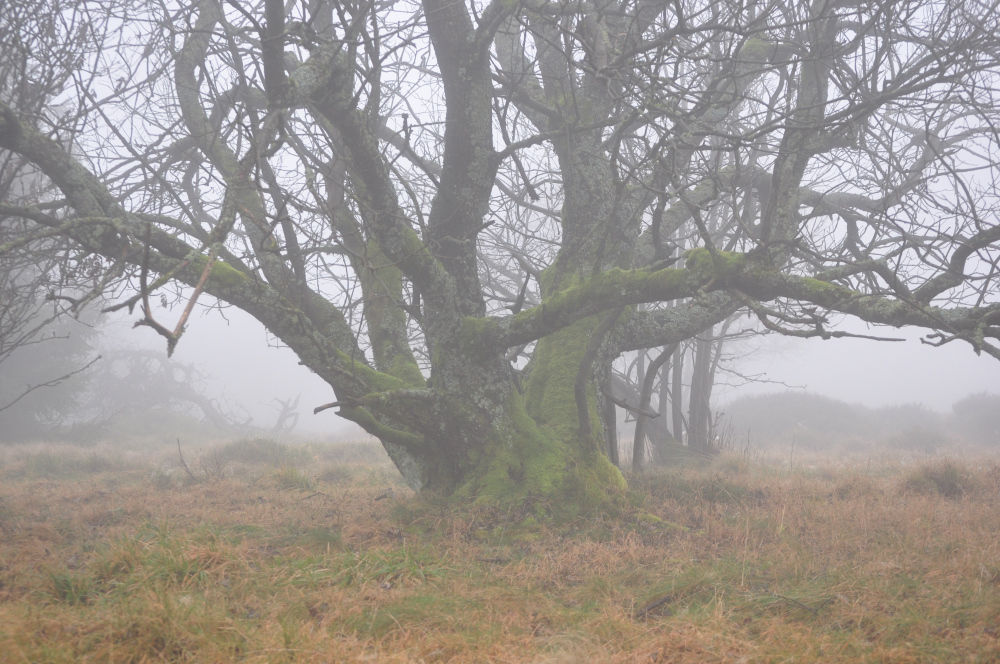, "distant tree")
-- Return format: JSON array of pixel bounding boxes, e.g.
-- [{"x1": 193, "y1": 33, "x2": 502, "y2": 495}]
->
[
  {"x1": 723, "y1": 391, "x2": 869, "y2": 441},
  {"x1": 626, "y1": 310, "x2": 754, "y2": 470},
  {"x1": 2, "y1": 0, "x2": 1000, "y2": 512},
  {"x1": 0, "y1": 310, "x2": 99, "y2": 440},
  {"x1": 723, "y1": 391, "x2": 955, "y2": 452},
  {"x1": 951, "y1": 392, "x2": 1000, "y2": 445},
  {"x1": 0, "y1": 0, "x2": 110, "y2": 422},
  {"x1": 72, "y1": 346, "x2": 301, "y2": 438}
]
